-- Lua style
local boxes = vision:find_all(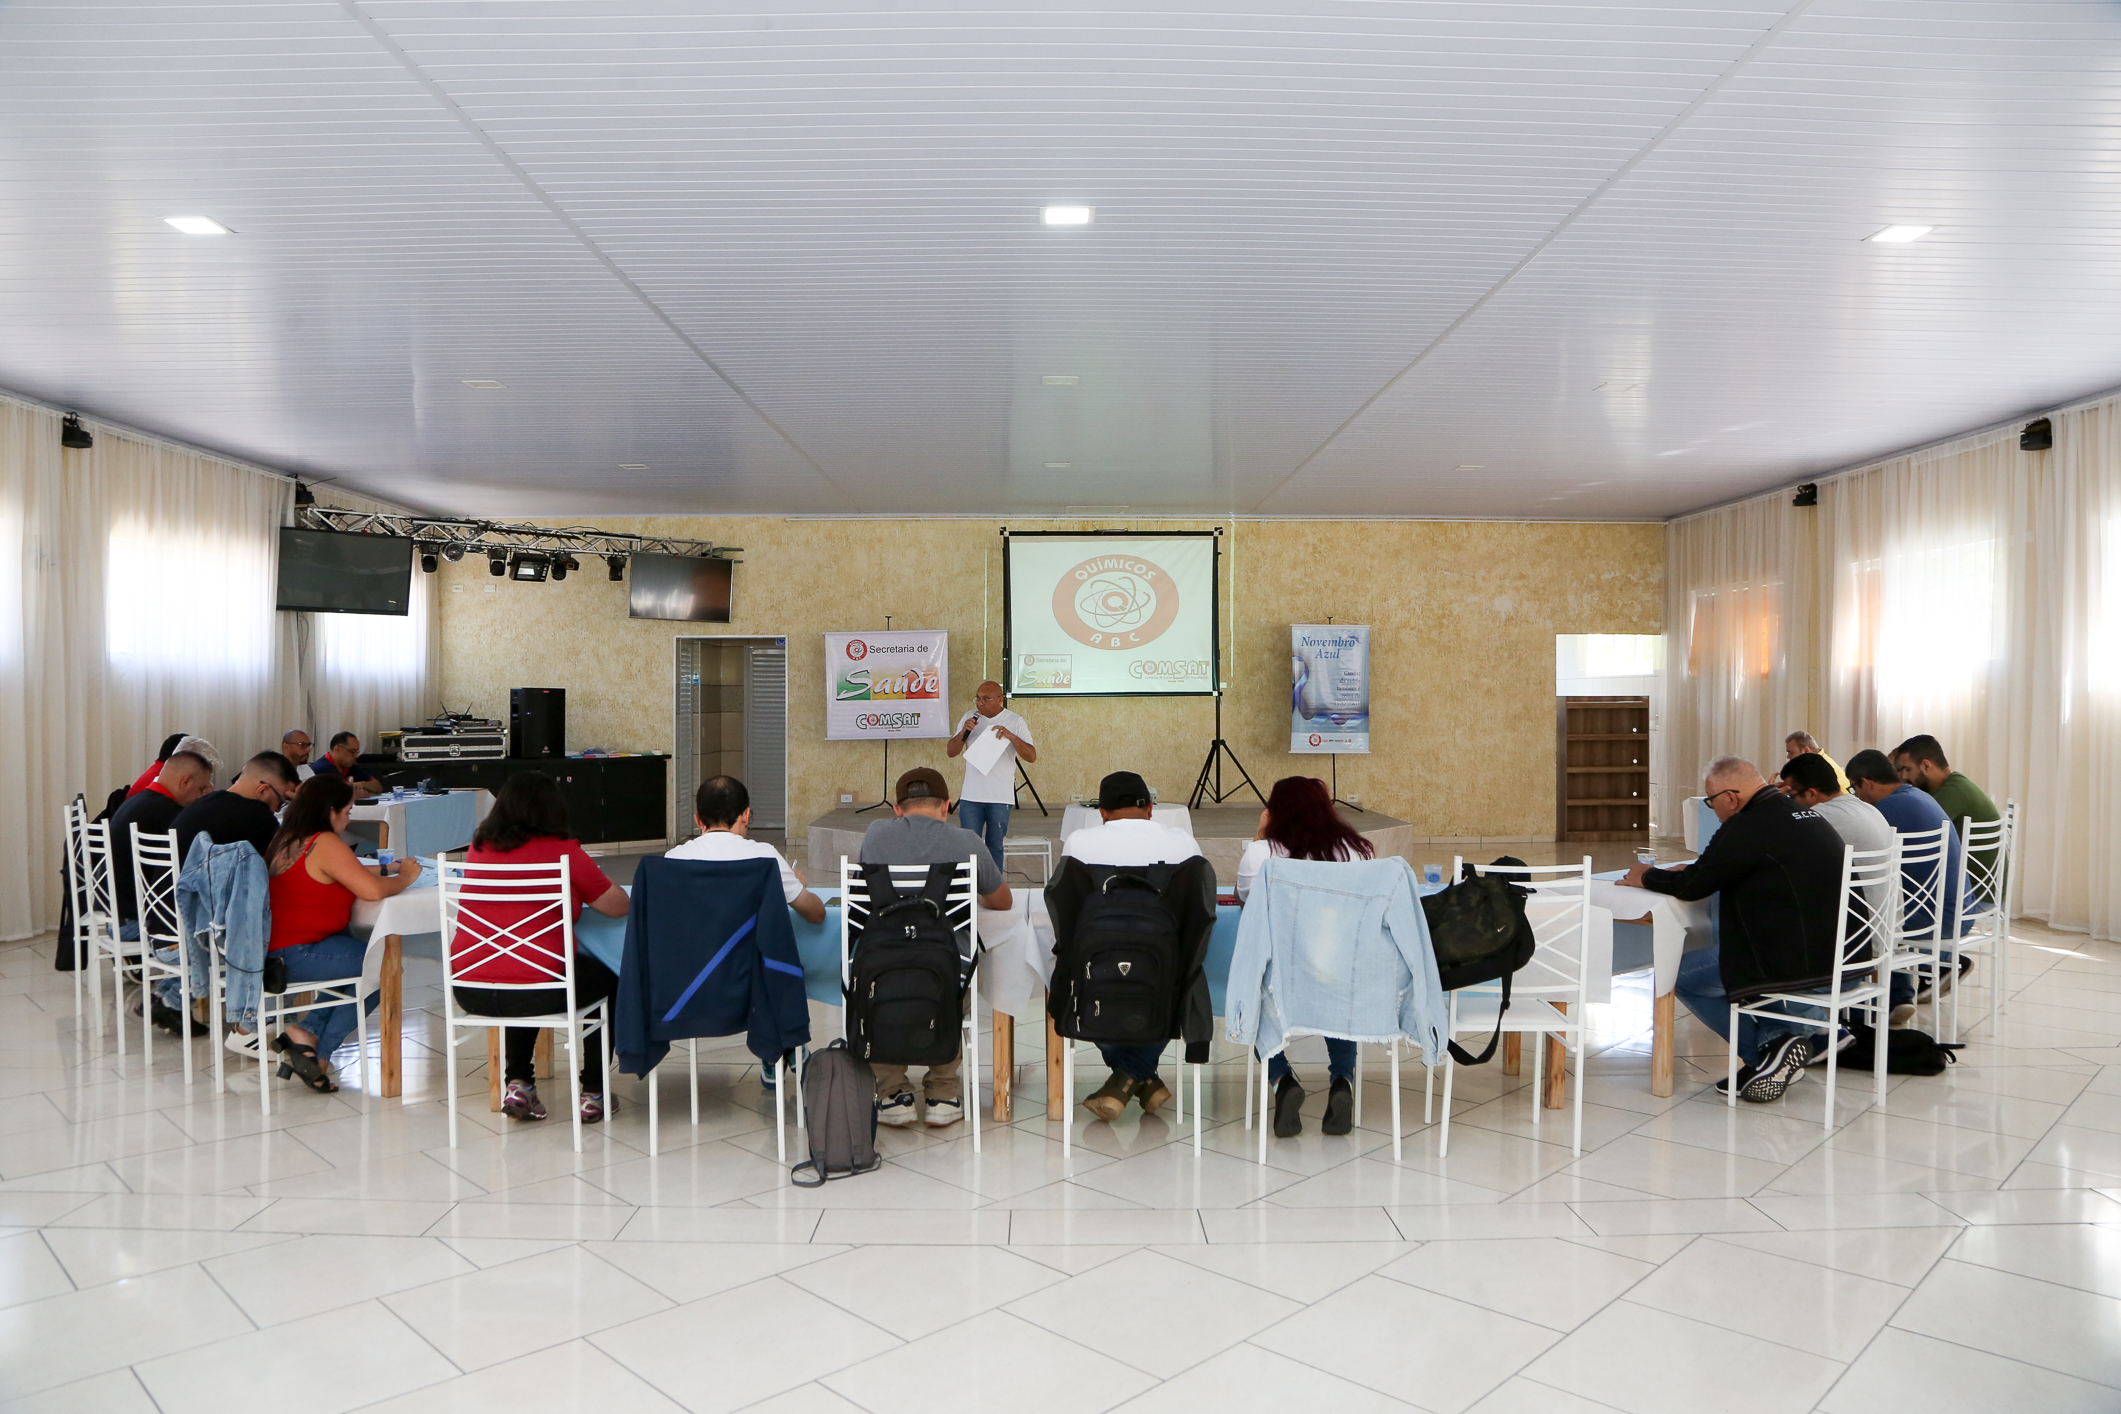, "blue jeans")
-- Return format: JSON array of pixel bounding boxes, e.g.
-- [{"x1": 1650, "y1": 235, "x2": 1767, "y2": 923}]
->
[
  {"x1": 1099, "y1": 1044, "x2": 1166, "y2": 1081},
  {"x1": 957, "y1": 801, "x2": 1010, "y2": 872},
  {"x1": 276, "y1": 932, "x2": 377, "y2": 1061},
  {"x1": 1266, "y1": 1038, "x2": 1357, "y2": 1085},
  {"x1": 1674, "y1": 943, "x2": 1825, "y2": 1062}
]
